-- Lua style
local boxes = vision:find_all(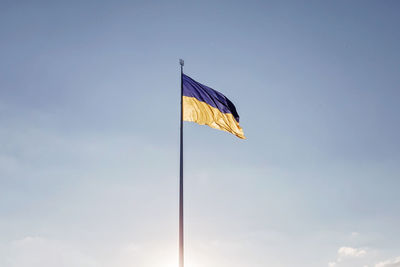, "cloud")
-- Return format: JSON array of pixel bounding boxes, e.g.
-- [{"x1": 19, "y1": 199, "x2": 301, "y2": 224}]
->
[
  {"x1": 327, "y1": 247, "x2": 400, "y2": 267},
  {"x1": 338, "y1": 246, "x2": 367, "y2": 259},
  {"x1": 328, "y1": 246, "x2": 368, "y2": 266},
  {"x1": 375, "y1": 257, "x2": 400, "y2": 267}
]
